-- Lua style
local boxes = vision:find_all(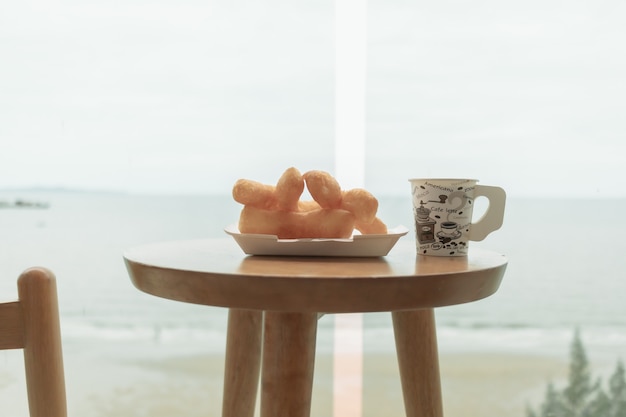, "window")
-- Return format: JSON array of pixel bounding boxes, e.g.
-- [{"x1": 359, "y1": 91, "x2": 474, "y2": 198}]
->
[{"x1": 2, "y1": 1, "x2": 625, "y2": 416}]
